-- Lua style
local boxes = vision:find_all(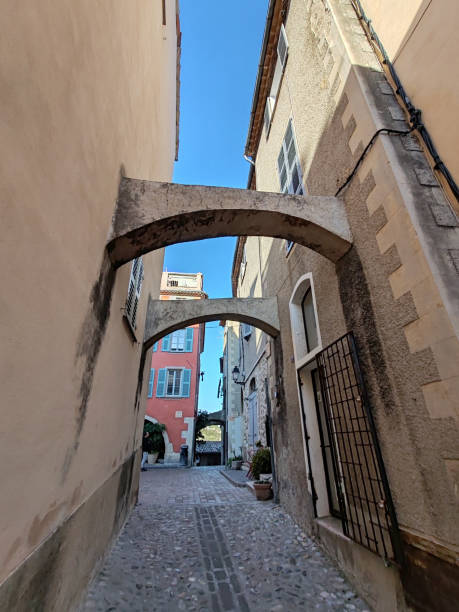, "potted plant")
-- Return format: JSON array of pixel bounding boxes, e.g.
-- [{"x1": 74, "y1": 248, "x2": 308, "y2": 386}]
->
[
  {"x1": 231, "y1": 454, "x2": 243, "y2": 470},
  {"x1": 144, "y1": 421, "x2": 166, "y2": 464},
  {"x1": 250, "y1": 447, "x2": 272, "y2": 500},
  {"x1": 253, "y1": 480, "x2": 272, "y2": 501},
  {"x1": 250, "y1": 447, "x2": 271, "y2": 479}
]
